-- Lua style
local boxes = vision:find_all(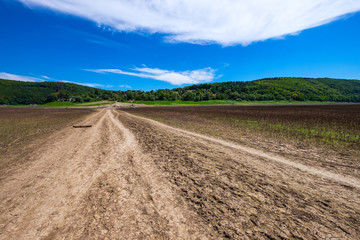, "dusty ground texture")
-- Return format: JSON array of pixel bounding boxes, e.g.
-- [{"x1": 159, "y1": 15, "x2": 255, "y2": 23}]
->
[
  {"x1": 0, "y1": 108, "x2": 359, "y2": 239},
  {"x1": 0, "y1": 107, "x2": 94, "y2": 178},
  {"x1": 124, "y1": 105, "x2": 360, "y2": 179}
]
